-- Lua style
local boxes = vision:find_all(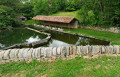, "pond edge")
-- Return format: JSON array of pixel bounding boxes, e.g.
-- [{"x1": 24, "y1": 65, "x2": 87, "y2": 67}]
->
[{"x1": 3, "y1": 27, "x2": 51, "y2": 50}]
